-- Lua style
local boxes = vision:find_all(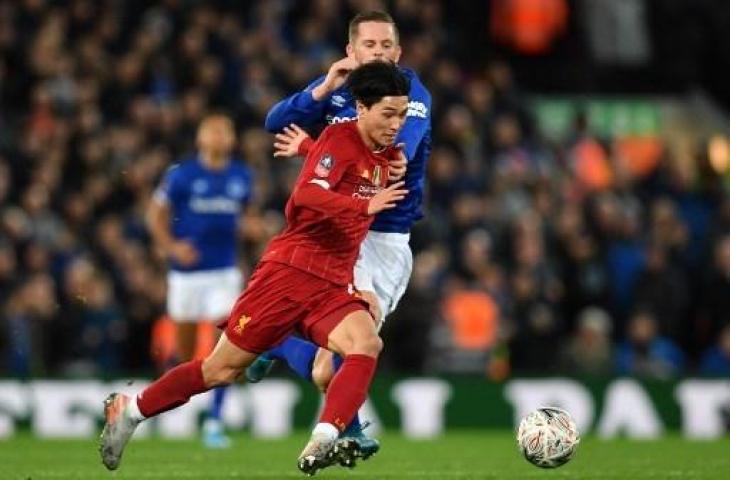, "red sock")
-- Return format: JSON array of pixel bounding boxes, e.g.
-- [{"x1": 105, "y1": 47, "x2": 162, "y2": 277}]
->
[
  {"x1": 137, "y1": 360, "x2": 208, "y2": 418},
  {"x1": 319, "y1": 354, "x2": 377, "y2": 431}
]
